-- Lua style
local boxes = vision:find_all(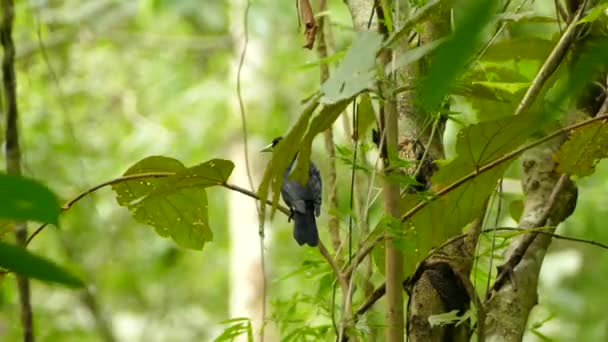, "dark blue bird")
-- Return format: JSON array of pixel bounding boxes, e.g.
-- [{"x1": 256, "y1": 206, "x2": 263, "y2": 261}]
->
[{"x1": 262, "y1": 137, "x2": 322, "y2": 247}]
